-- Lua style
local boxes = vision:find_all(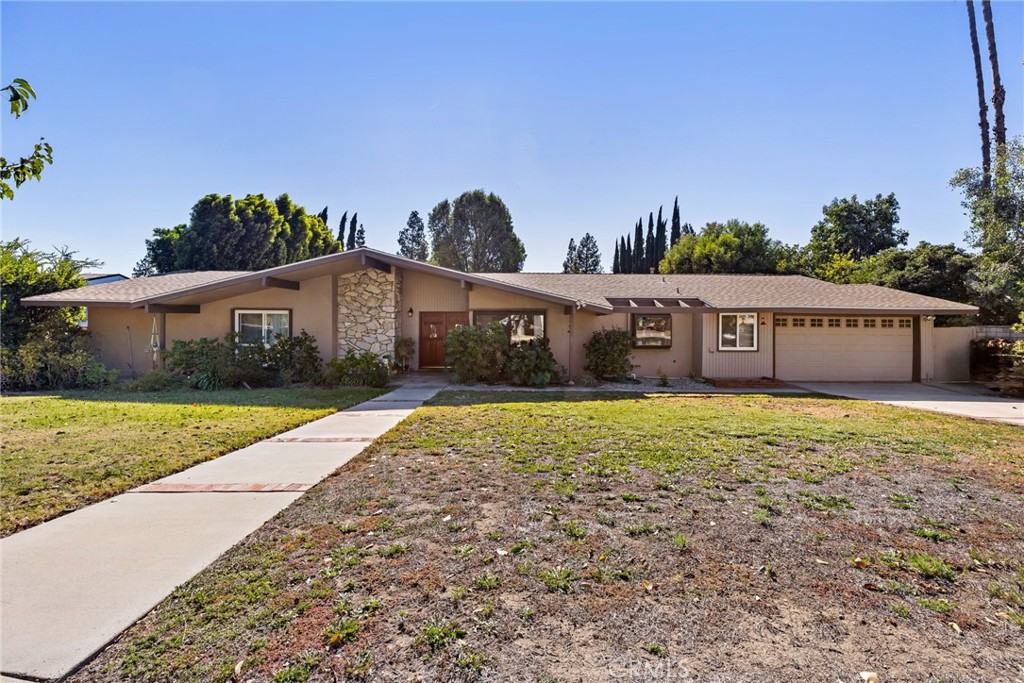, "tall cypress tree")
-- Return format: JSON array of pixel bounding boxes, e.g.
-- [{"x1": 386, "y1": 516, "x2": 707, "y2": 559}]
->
[
  {"x1": 632, "y1": 220, "x2": 644, "y2": 273},
  {"x1": 337, "y1": 211, "x2": 348, "y2": 243},
  {"x1": 655, "y1": 206, "x2": 667, "y2": 266},
  {"x1": 624, "y1": 235, "x2": 633, "y2": 274},
  {"x1": 670, "y1": 197, "x2": 682, "y2": 247},
  {"x1": 355, "y1": 224, "x2": 366, "y2": 248},
  {"x1": 645, "y1": 213, "x2": 655, "y2": 273},
  {"x1": 346, "y1": 213, "x2": 358, "y2": 250},
  {"x1": 612, "y1": 240, "x2": 620, "y2": 274}
]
